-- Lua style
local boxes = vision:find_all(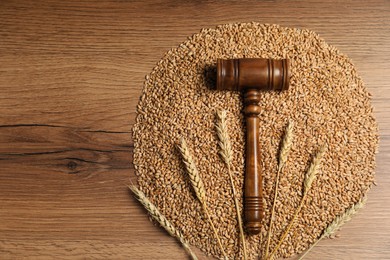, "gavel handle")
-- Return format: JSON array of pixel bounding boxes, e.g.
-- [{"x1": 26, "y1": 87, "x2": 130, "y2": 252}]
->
[{"x1": 243, "y1": 89, "x2": 264, "y2": 235}]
